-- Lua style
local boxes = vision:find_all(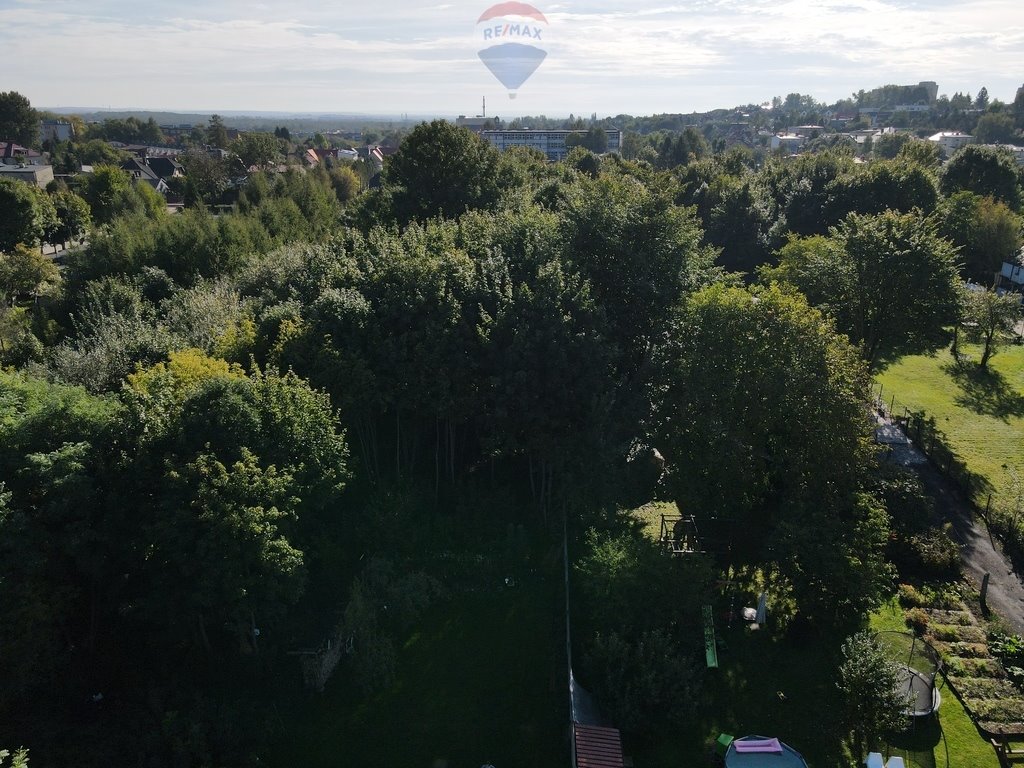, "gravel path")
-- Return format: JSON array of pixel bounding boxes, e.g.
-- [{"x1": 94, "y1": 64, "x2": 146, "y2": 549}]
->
[{"x1": 876, "y1": 416, "x2": 1024, "y2": 634}]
